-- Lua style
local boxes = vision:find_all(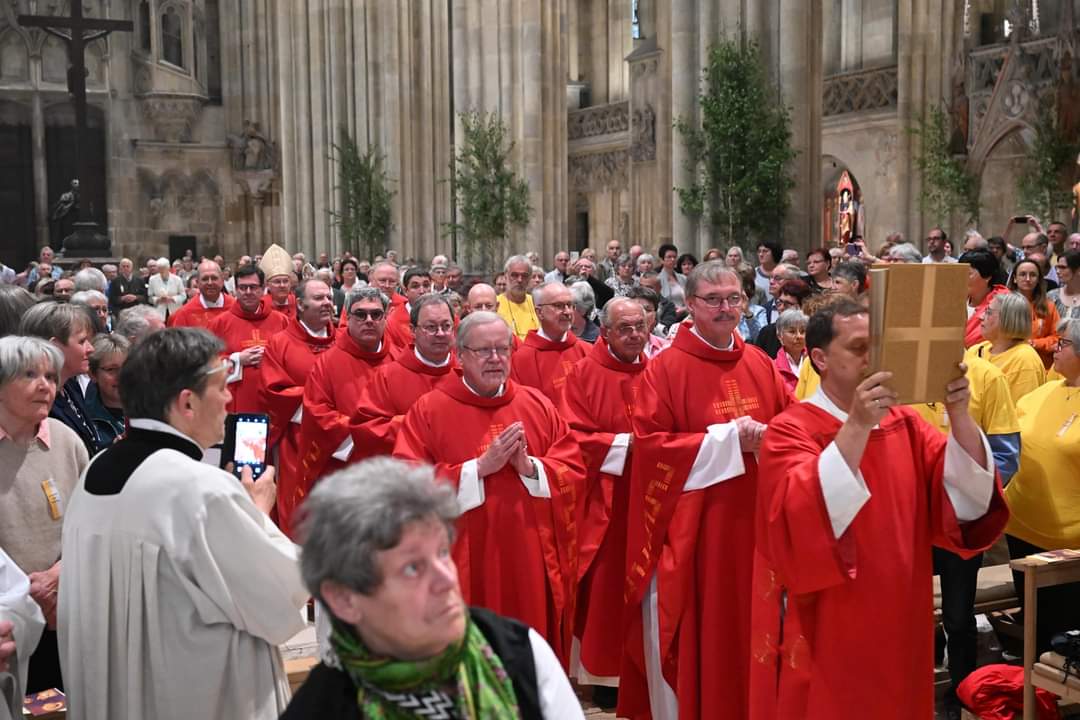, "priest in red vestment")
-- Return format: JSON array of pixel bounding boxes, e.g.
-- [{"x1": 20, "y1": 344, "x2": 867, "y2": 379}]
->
[
  {"x1": 295, "y1": 286, "x2": 392, "y2": 494},
  {"x1": 167, "y1": 260, "x2": 235, "y2": 329},
  {"x1": 207, "y1": 265, "x2": 289, "y2": 413},
  {"x1": 260, "y1": 243, "x2": 299, "y2": 316},
  {"x1": 558, "y1": 298, "x2": 649, "y2": 697},
  {"x1": 349, "y1": 294, "x2": 457, "y2": 460},
  {"x1": 618, "y1": 262, "x2": 792, "y2": 720},
  {"x1": 749, "y1": 298, "x2": 1009, "y2": 720},
  {"x1": 393, "y1": 312, "x2": 586, "y2": 663},
  {"x1": 382, "y1": 267, "x2": 432, "y2": 356},
  {"x1": 259, "y1": 278, "x2": 337, "y2": 538},
  {"x1": 339, "y1": 261, "x2": 406, "y2": 328},
  {"x1": 510, "y1": 281, "x2": 588, "y2": 402}
]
